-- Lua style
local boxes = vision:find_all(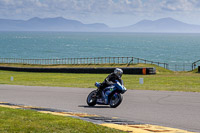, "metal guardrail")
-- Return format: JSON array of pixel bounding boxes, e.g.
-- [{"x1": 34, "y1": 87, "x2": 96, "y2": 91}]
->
[{"x1": 0, "y1": 57, "x2": 169, "y2": 69}]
